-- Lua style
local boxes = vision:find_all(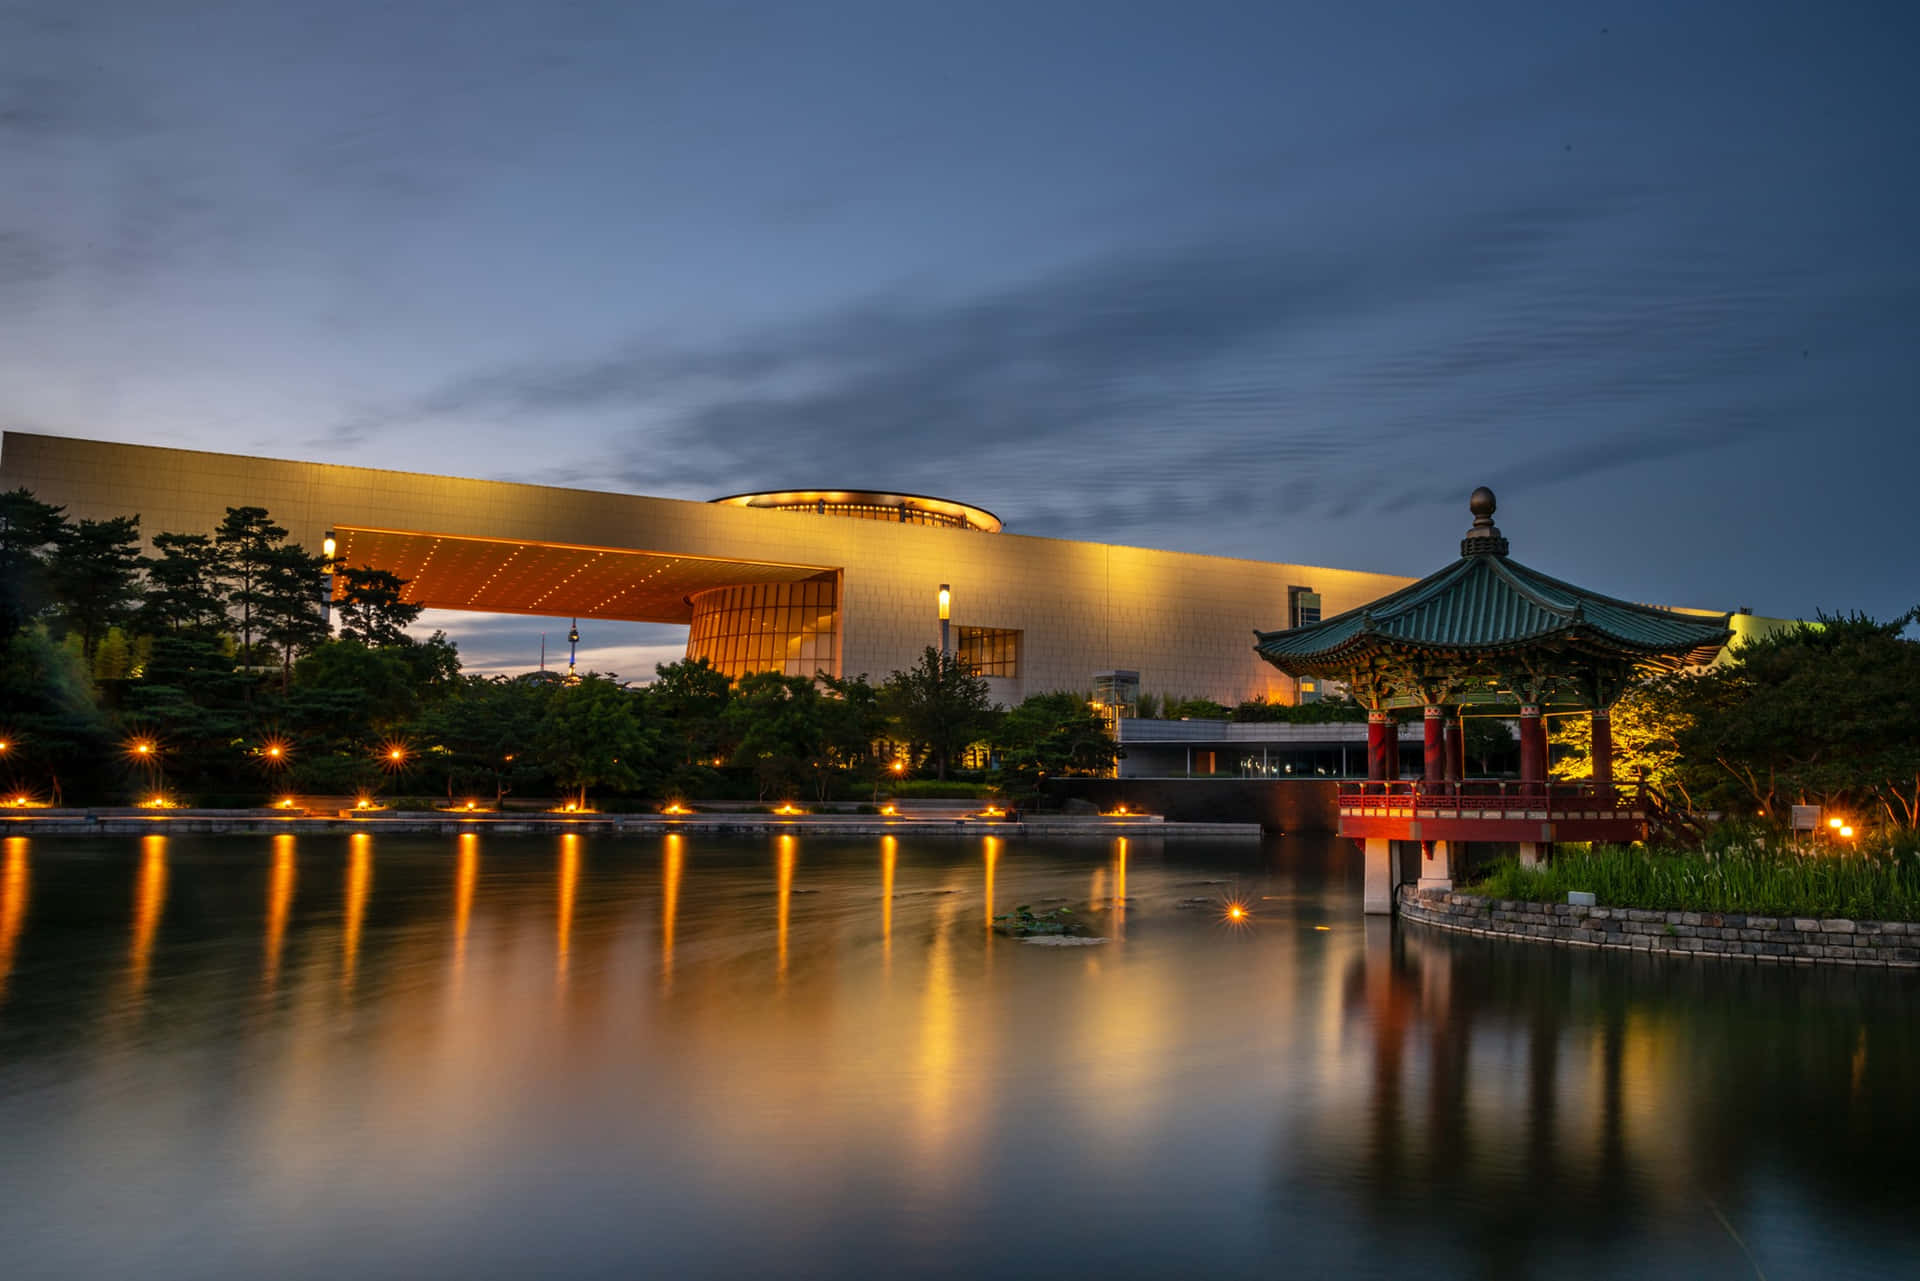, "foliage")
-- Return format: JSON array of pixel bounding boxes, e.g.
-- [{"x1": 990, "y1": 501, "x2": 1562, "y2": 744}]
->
[
  {"x1": 991, "y1": 905, "x2": 1089, "y2": 937},
  {"x1": 1159, "y1": 696, "x2": 1229, "y2": 720},
  {"x1": 1465, "y1": 829, "x2": 1920, "y2": 922},
  {"x1": 536, "y1": 674, "x2": 659, "y2": 805},
  {"x1": 1231, "y1": 695, "x2": 1367, "y2": 723},
  {"x1": 1672, "y1": 611, "x2": 1920, "y2": 825},
  {"x1": 880, "y1": 646, "x2": 994, "y2": 780},
  {"x1": 414, "y1": 674, "x2": 551, "y2": 803},
  {"x1": 0, "y1": 488, "x2": 65, "y2": 645},
  {"x1": 336, "y1": 565, "x2": 424, "y2": 647},
  {"x1": 212, "y1": 506, "x2": 290, "y2": 663},
  {"x1": 1462, "y1": 715, "x2": 1517, "y2": 776},
  {"x1": 993, "y1": 691, "x2": 1118, "y2": 797},
  {"x1": 139, "y1": 532, "x2": 226, "y2": 635},
  {"x1": 46, "y1": 514, "x2": 144, "y2": 660},
  {"x1": 651, "y1": 656, "x2": 734, "y2": 771},
  {"x1": 1549, "y1": 677, "x2": 1695, "y2": 801},
  {"x1": 889, "y1": 780, "x2": 998, "y2": 798}
]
